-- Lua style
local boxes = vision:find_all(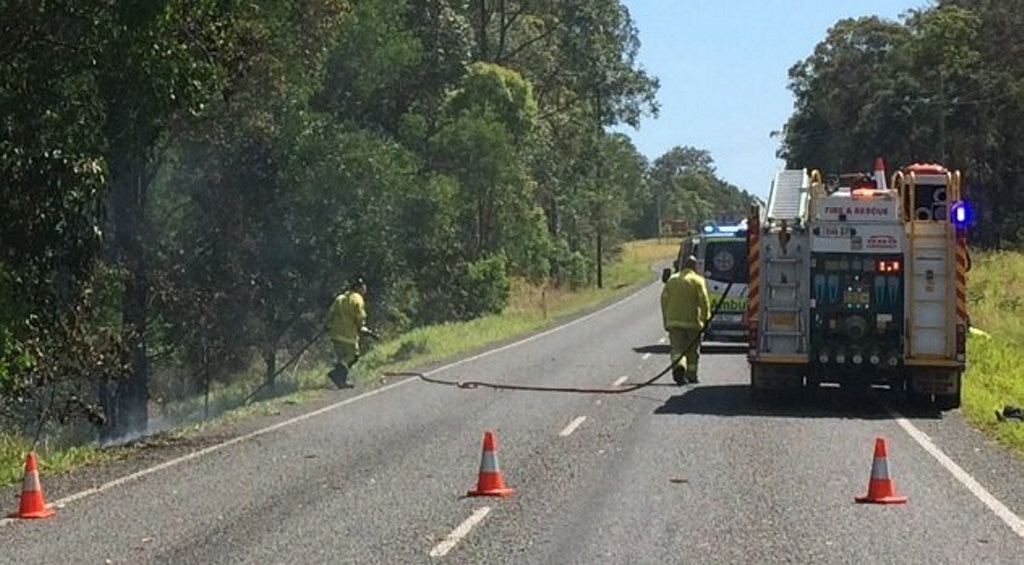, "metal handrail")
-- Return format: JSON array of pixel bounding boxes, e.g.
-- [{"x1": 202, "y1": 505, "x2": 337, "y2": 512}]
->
[{"x1": 891, "y1": 171, "x2": 906, "y2": 221}]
